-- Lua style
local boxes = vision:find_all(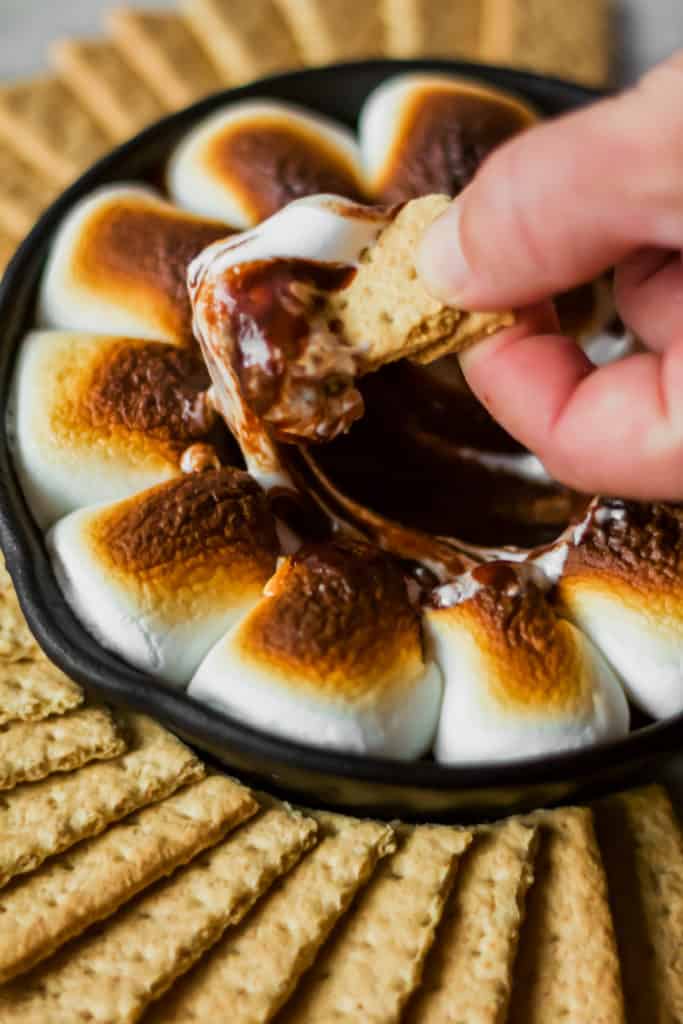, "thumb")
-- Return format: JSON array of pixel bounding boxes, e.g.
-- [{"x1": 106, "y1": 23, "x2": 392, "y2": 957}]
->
[{"x1": 418, "y1": 53, "x2": 683, "y2": 309}]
